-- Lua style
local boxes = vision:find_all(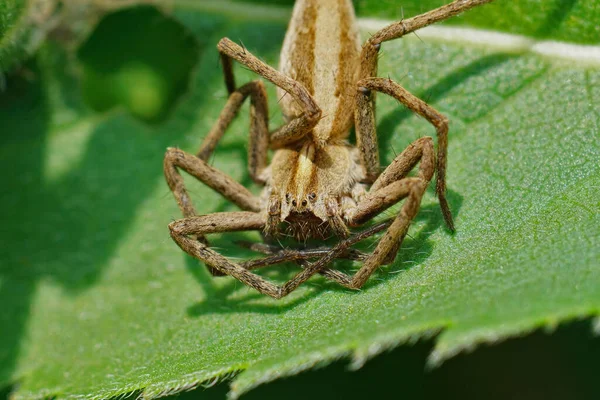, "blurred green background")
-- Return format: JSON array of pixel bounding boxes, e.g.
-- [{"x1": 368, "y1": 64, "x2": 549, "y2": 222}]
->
[{"x1": 77, "y1": 7, "x2": 199, "y2": 123}]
